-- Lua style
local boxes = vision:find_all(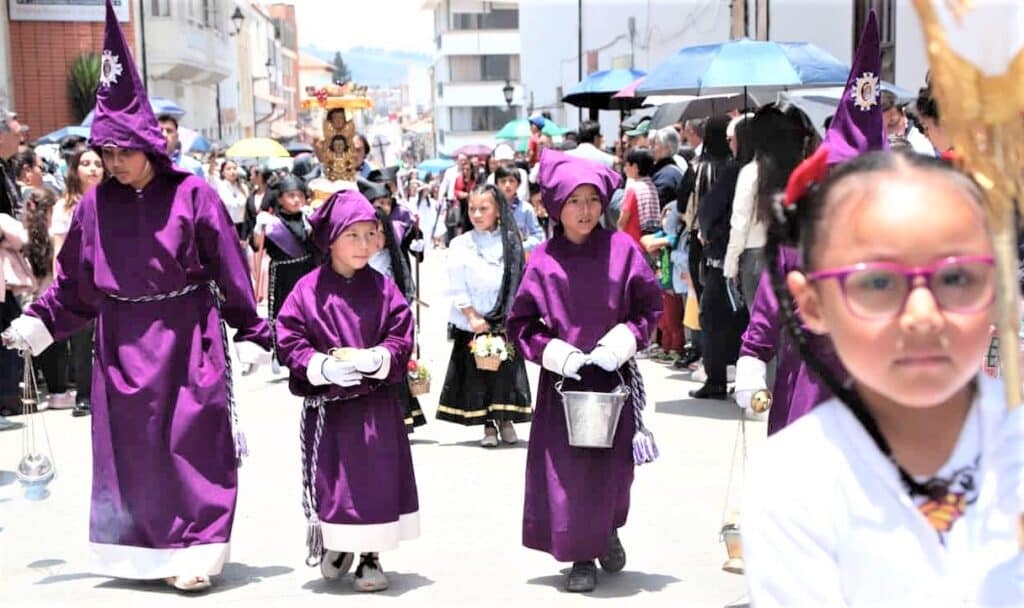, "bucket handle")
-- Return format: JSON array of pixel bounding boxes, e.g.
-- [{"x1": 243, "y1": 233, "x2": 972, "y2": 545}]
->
[{"x1": 555, "y1": 369, "x2": 626, "y2": 397}]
